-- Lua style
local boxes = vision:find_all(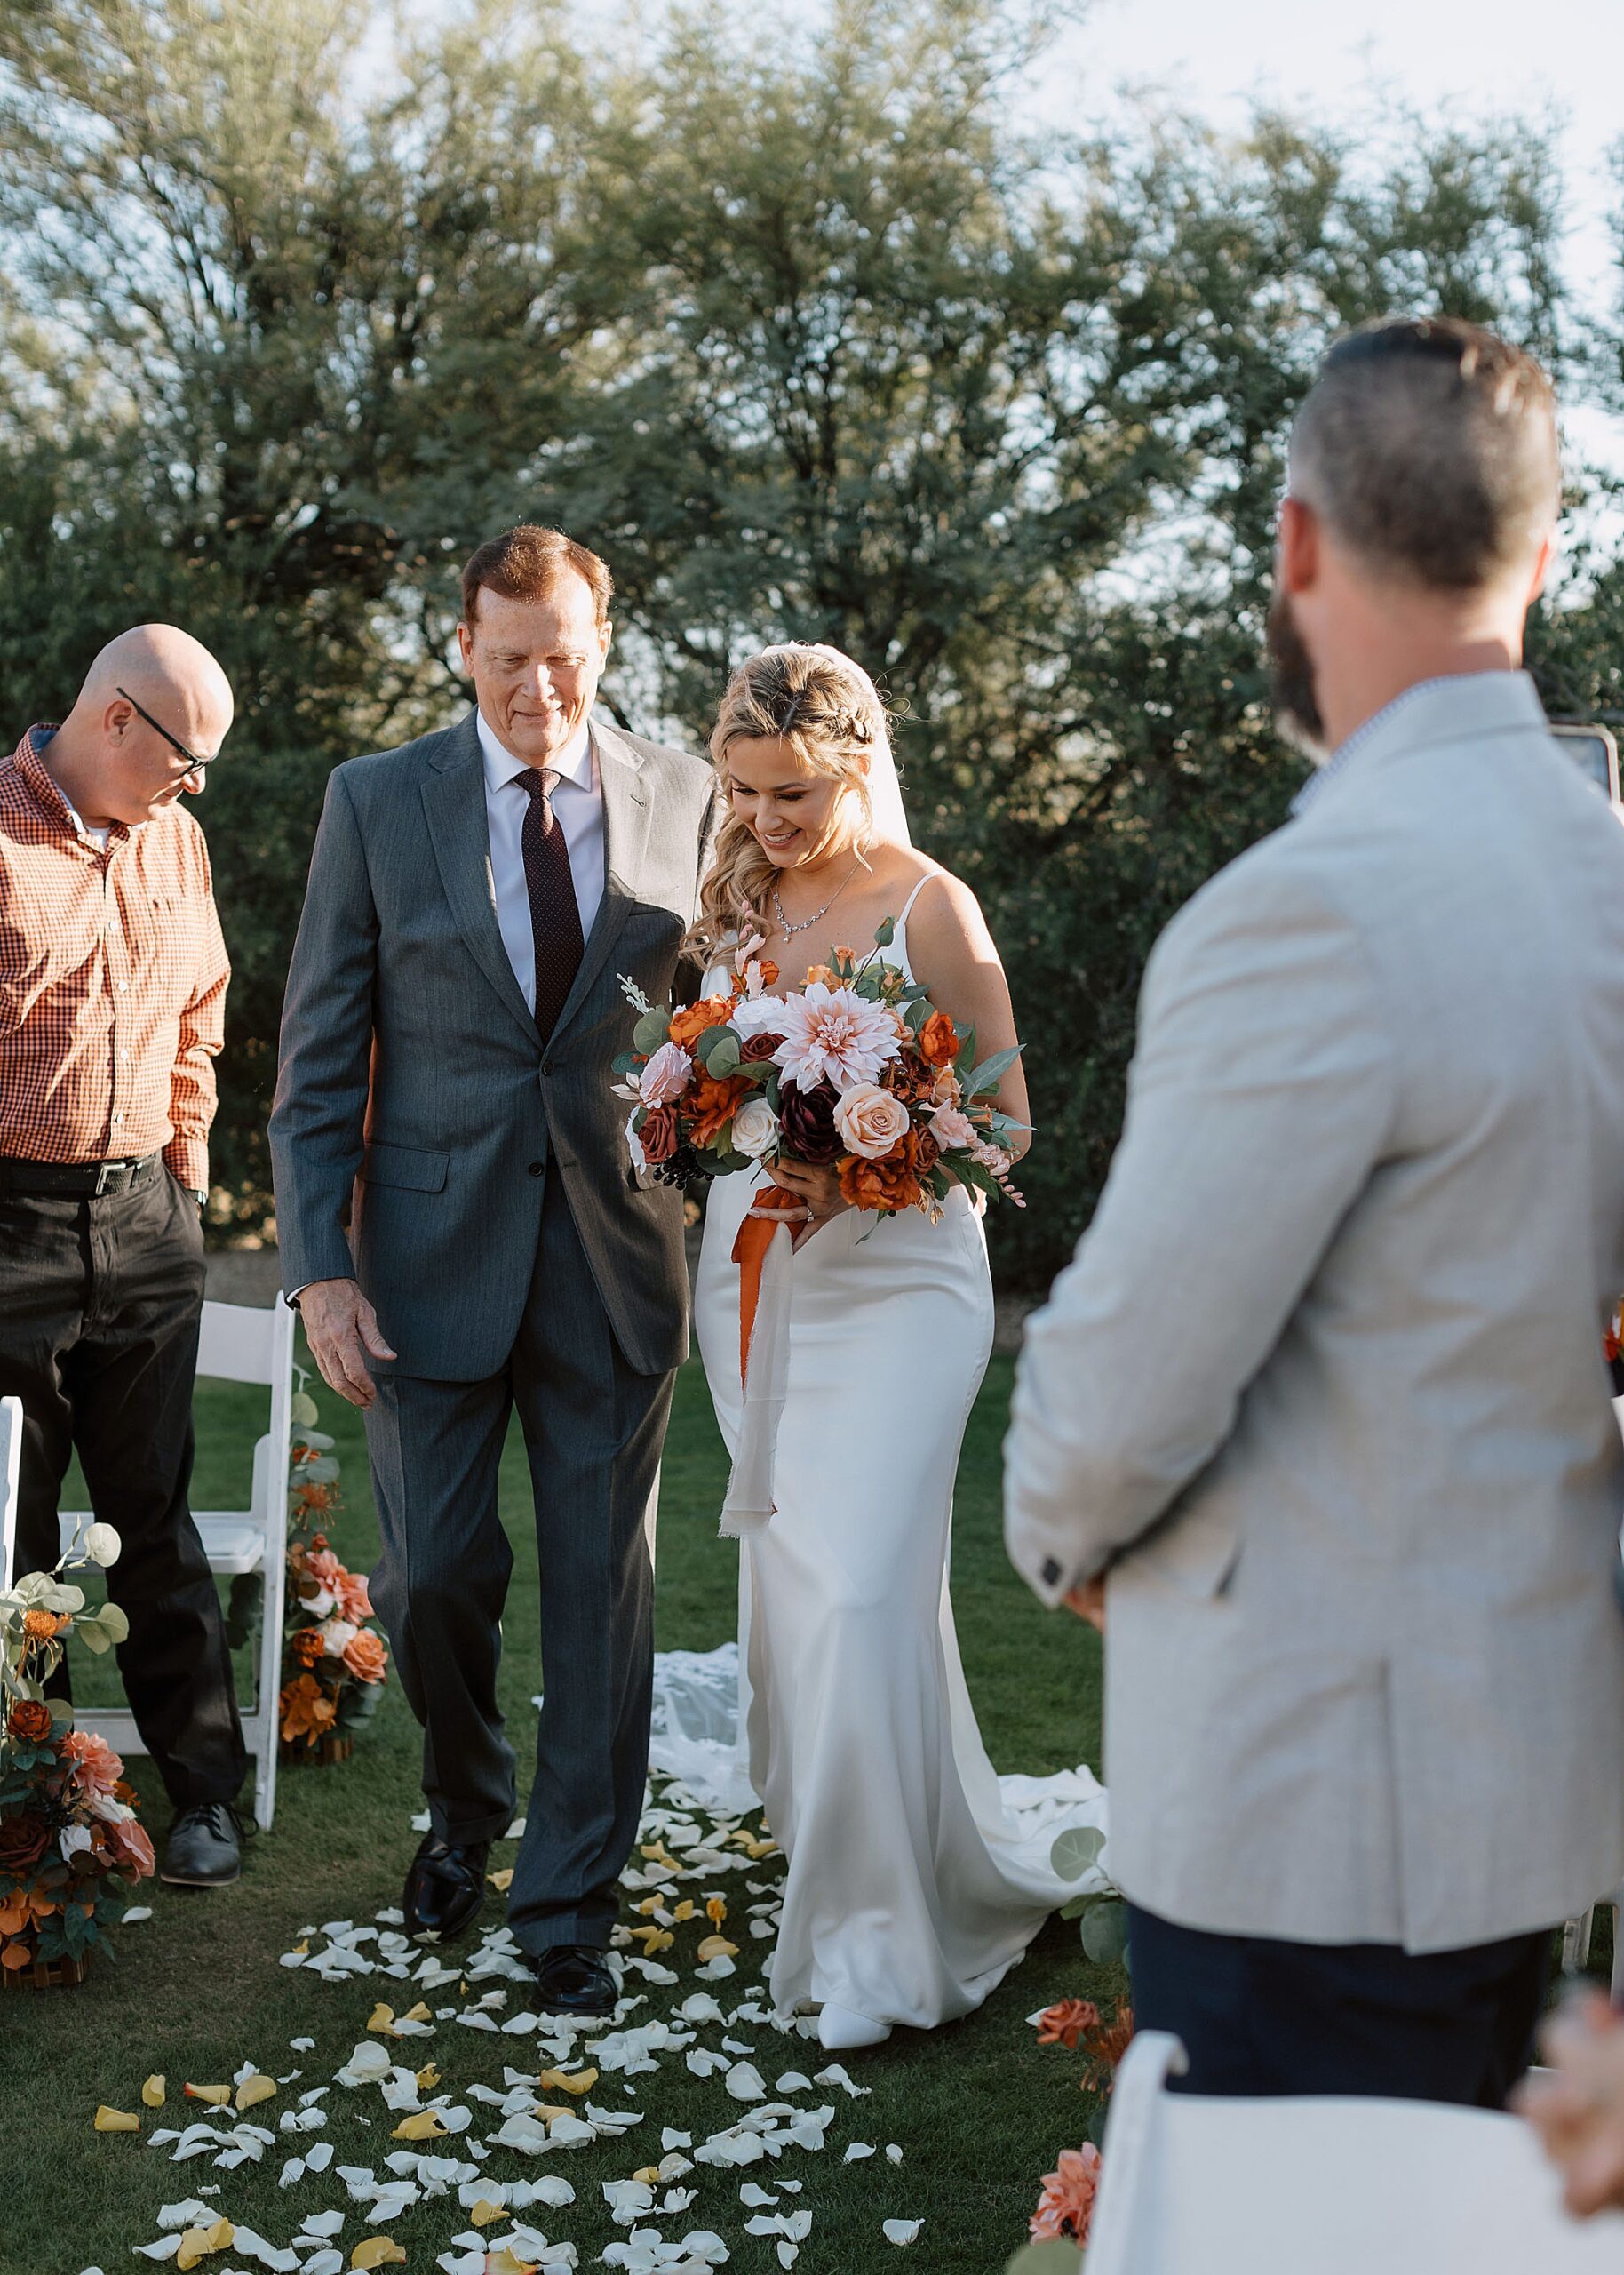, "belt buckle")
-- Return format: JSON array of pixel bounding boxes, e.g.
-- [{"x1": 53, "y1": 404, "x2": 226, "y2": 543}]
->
[{"x1": 92, "y1": 1161, "x2": 124, "y2": 1197}]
